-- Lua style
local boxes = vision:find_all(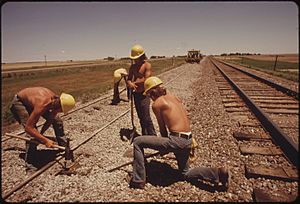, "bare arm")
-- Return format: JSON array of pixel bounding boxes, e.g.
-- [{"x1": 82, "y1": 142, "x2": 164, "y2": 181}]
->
[
  {"x1": 25, "y1": 107, "x2": 54, "y2": 147},
  {"x1": 134, "y1": 62, "x2": 152, "y2": 84},
  {"x1": 152, "y1": 104, "x2": 168, "y2": 137},
  {"x1": 127, "y1": 66, "x2": 137, "y2": 90},
  {"x1": 40, "y1": 111, "x2": 56, "y2": 135}
]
